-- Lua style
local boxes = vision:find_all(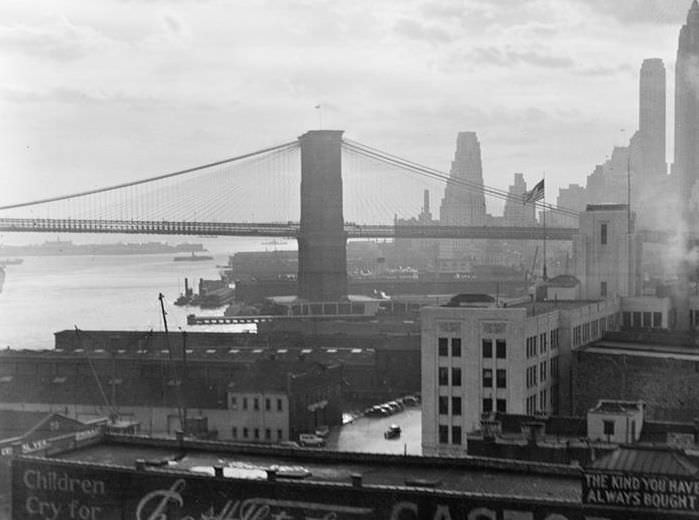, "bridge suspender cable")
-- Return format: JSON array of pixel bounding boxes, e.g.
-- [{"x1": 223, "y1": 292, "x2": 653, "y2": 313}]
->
[
  {"x1": 0, "y1": 140, "x2": 299, "y2": 211},
  {"x1": 343, "y1": 139, "x2": 579, "y2": 218}
]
